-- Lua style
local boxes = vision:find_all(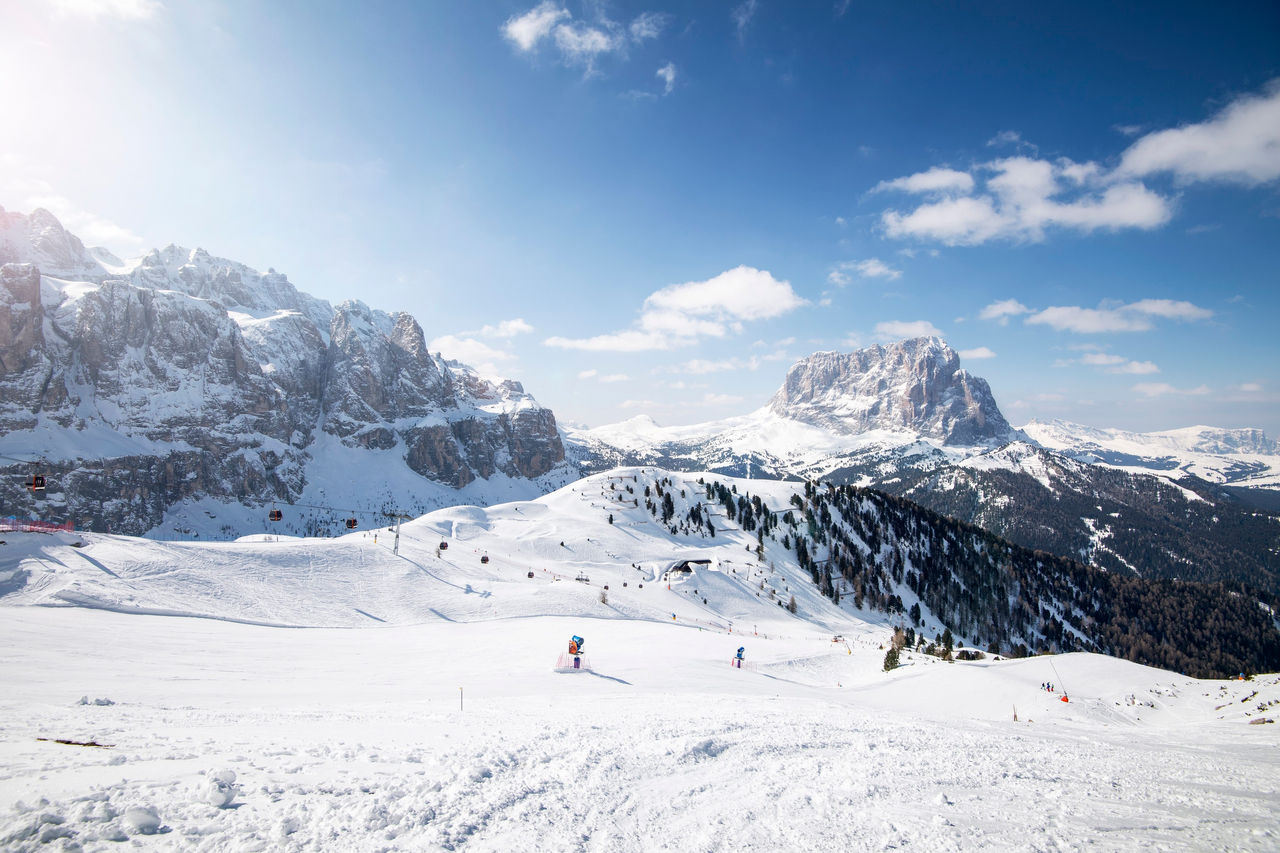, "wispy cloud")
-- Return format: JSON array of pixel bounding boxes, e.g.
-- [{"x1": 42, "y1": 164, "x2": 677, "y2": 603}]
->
[
  {"x1": 629, "y1": 12, "x2": 669, "y2": 41},
  {"x1": 505, "y1": 2, "x2": 673, "y2": 75},
  {"x1": 1132, "y1": 382, "x2": 1211, "y2": 398},
  {"x1": 1077, "y1": 352, "x2": 1159, "y2": 374},
  {"x1": 978, "y1": 298, "x2": 1031, "y2": 325},
  {"x1": 1025, "y1": 299, "x2": 1211, "y2": 333},
  {"x1": 731, "y1": 0, "x2": 759, "y2": 42},
  {"x1": 656, "y1": 62, "x2": 677, "y2": 95},
  {"x1": 428, "y1": 318, "x2": 532, "y2": 376},
  {"x1": 545, "y1": 265, "x2": 806, "y2": 352},
  {"x1": 874, "y1": 320, "x2": 943, "y2": 340},
  {"x1": 474, "y1": 318, "x2": 534, "y2": 338},
  {"x1": 502, "y1": 2, "x2": 570, "y2": 52},
  {"x1": 579, "y1": 369, "x2": 630, "y2": 383},
  {"x1": 427, "y1": 335, "x2": 517, "y2": 378},
  {"x1": 873, "y1": 167, "x2": 975, "y2": 195},
  {"x1": 828, "y1": 257, "x2": 902, "y2": 285},
  {"x1": 959, "y1": 346, "x2": 996, "y2": 360}
]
